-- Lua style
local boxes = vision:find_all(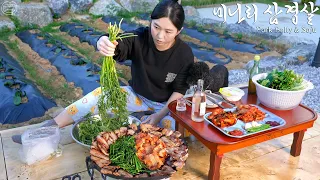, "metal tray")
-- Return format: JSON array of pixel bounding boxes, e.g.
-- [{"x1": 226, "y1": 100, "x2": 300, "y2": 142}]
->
[
  {"x1": 204, "y1": 104, "x2": 286, "y2": 138},
  {"x1": 86, "y1": 156, "x2": 169, "y2": 180}
]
